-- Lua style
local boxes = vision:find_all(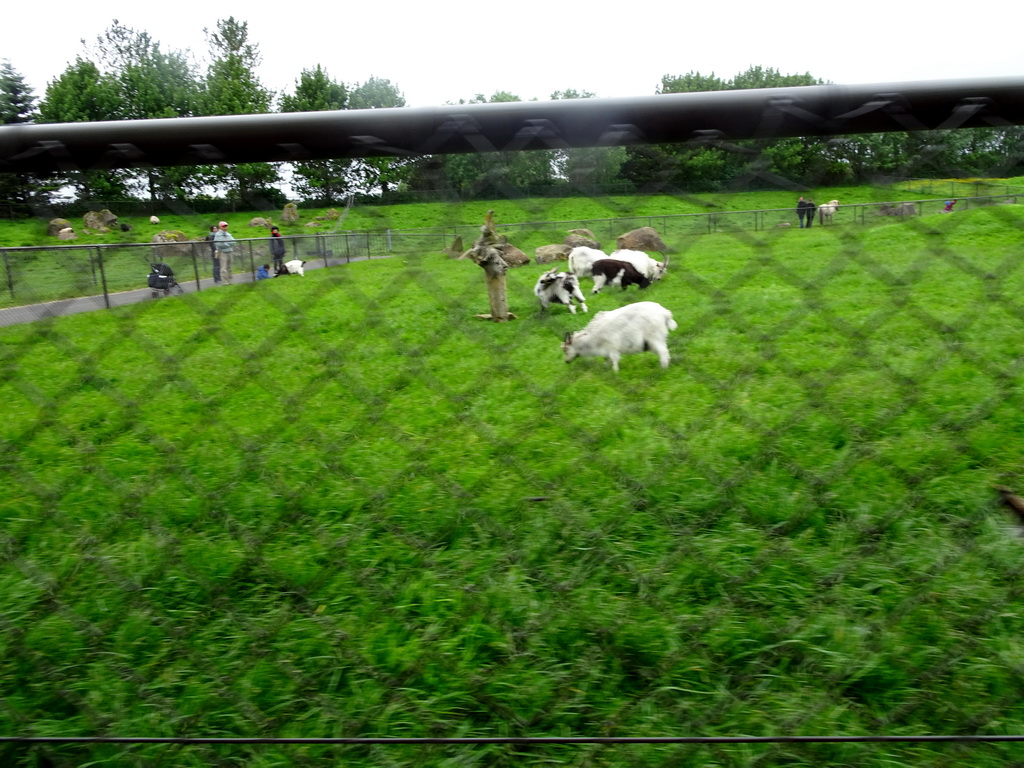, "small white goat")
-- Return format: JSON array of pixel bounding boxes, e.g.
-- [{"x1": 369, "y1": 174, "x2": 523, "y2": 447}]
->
[
  {"x1": 534, "y1": 268, "x2": 588, "y2": 314},
  {"x1": 562, "y1": 301, "x2": 677, "y2": 372},
  {"x1": 567, "y1": 246, "x2": 608, "y2": 279},
  {"x1": 149, "y1": 215, "x2": 160, "y2": 225},
  {"x1": 608, "y1": 249, "x2": 667, "y2": 281}
]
